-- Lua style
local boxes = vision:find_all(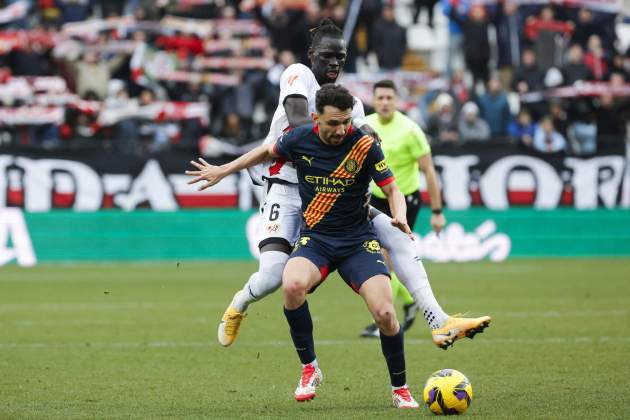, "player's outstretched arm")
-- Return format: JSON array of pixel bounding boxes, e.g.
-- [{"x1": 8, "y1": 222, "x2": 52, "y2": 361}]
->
[
  {"x1": 186, "y1": 143, "x2": 278, "y2": 191},
  {"x1": 380, "y1": 182, "x2": 412, "y2": 238},
  {"x1": 418, "y1": 154, "x2": 446, "y2": 233}
]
